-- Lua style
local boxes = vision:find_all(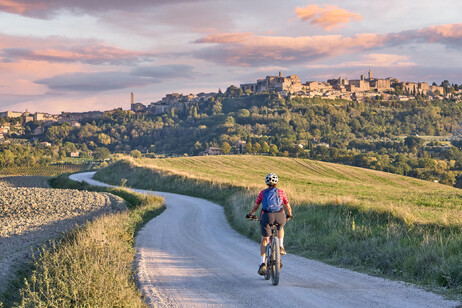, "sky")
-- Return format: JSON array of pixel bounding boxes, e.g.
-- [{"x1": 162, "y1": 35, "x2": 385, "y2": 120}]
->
[{"x1": 0, "y1": 0, "x2": 461, "y2": 114}]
